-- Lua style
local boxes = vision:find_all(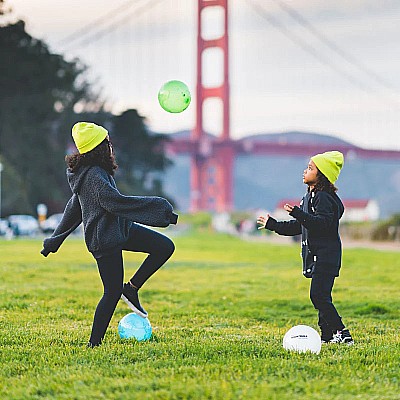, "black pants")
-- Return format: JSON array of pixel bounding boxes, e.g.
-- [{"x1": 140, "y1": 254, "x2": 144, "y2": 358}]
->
[
  {"x1": 89, "y1": 224, "x2": 175, "y2": 346},
  {"x1": 310, "y1": 272, "x2": 345, "y2": 337}
]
